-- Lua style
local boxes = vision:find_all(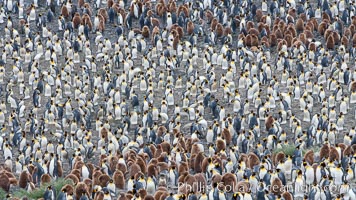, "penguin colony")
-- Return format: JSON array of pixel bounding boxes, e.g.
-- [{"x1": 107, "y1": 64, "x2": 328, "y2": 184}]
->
[{"x1": 1, "y1": 0, "x2": 356, "y2": 199}]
